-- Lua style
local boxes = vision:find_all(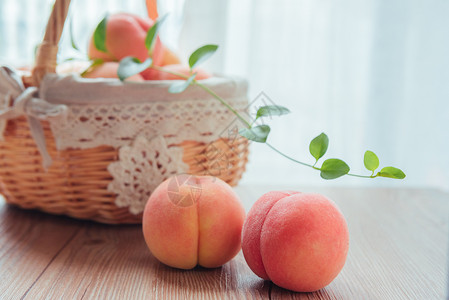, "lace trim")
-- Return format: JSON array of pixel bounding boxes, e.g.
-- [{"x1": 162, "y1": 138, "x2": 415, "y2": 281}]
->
[
  {"x1": 108, "y1": 134, "x2": 188, "y2": 214},
  {"x1": 49, "y1": 96, "x2": 248, "y2": 150}
]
